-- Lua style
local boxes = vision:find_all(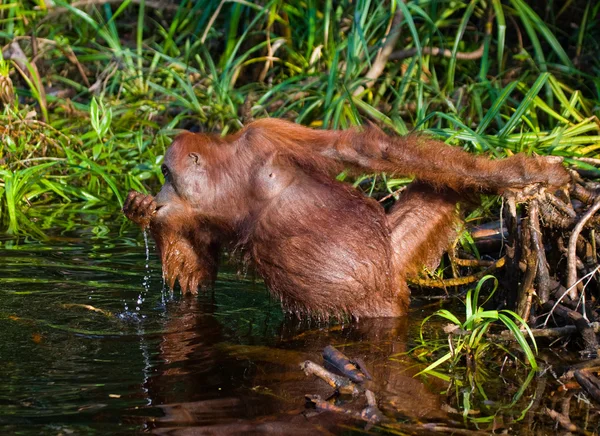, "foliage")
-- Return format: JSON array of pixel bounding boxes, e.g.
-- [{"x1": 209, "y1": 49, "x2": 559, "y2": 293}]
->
[
  {"x1": 417, "y1": 275, "x2": 537, "y2": 372},
  {"x1": 0, "y1": 0, "x2": 599, "y2": 233},
  {"x1": 413, "y1": 275, "x2": 538, "y2": 418}
]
